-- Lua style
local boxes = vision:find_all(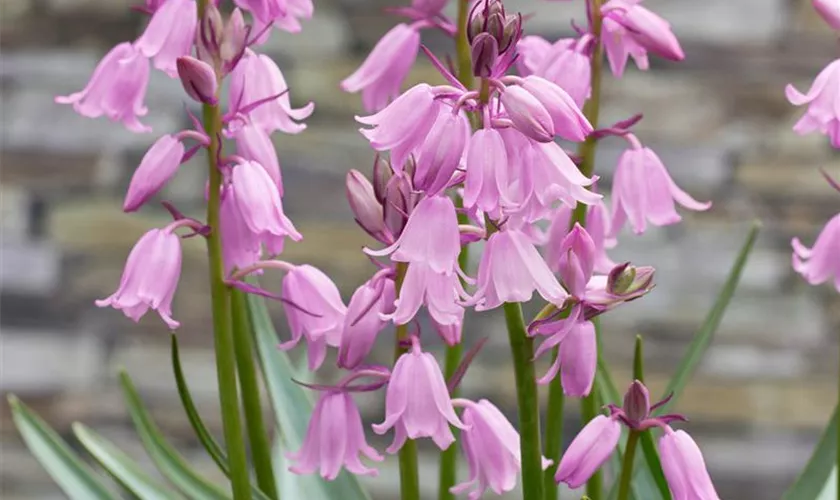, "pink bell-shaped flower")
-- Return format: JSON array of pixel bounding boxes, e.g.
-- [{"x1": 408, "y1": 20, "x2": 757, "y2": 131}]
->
[
  {"x1": 232, "y1": 120, "x2": 283, "y2": 191},
  {"x1": 229, "y1": 49, "x2": 314, "y2": 135},
  {"x1": 230, "y1": 160, "x2": 301, "y2": 242},
  {"x1": 814, "y1": 0, "x2": 840, "y2": 30},
  {"x1": 134, "y1": 0, "x2": 197, "y2": 77},
  {"x1": 288, "y1": 391, "x2": 384, "y2": 480},
  {"x1": 517, "y1": 36, "x2": 592, "y2": 107},
  {"x1": 388, "y1": 261, "x2": 466, "y2": 326},
  {"x1": 372, "y1": 340, "x2": 467, "y2": 452},
  {"x1": 658, "y1": 428, "x2": 721, "y2": 500},
  {"x1": 337, "y1": 276, "x2": 396, "y2": 369},
  {"x1": 96, "y1": 227, "x2": 182, "y2": 329},
  {"x1": 341, "y1": 24, "x2": 421, "y2": 112},
  {"x1": 56, "y1": 43, "x2": 151, "y2": 133},
  {"x1": 792, "y1": 213, "x2": 840, "y2": 292},
  {"x1": 499, "y1": 85, "x2": 555, "y2": 143},
  {"x1": 473, "y1": 229, "x2": 568, "y2": 311},
  {"x1": 786, "y1": 59, "x2": 840, "y2": 147},
  {"x1": 520, "y1": 76, "x2": 593, "y2": 142},
  {"x1": 280, "y1": 265, "x2": 347, "y2": 370},
  {"x1": 235, "y1": 0, "x2": 313, "y2": 34},
  {"x1": 366, "y1": 195, "x2": 461, "y2": 274},
  {"x1": 546, "y1": 202, "x2": 616, "y2": 275},
  {"x1": 464, "y1": 127, "x2": 512, "y2": 214},
  {"x1": 555, "y1": 414, "x2": 621, "y2": 488},
  {"x1": 219, "y1": 187, "x2": 262, "y2": 273},
  {"x1": 555, "y1": 223, "x2": 596, "y2": 296},
  {"x1": 610, "y1": 136, "x2": 710, "y2": 236},
  {"x1": 123, "y1": 134, "x2": 185, "y2": 212},
  {"x1": 530, "y1": 139, "x2": 600, "y2": 209},
  {"x1": 554, "y1": 320, "x2": 597, "y2": 396},
  {"x1": 450, "y1": 399, "x2": 527, "y2": 499},
  {"x1": 413, "y1": 108, "x2": 471, "y2": 195},
  {"x1": 356, "y1": 83, "x2": 442, "y2": 169},
  {"x1": 601, "y1": 0, "x2": 683, "y2": 76}
]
